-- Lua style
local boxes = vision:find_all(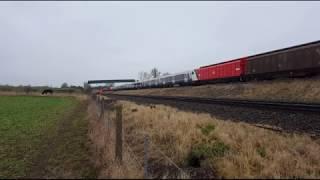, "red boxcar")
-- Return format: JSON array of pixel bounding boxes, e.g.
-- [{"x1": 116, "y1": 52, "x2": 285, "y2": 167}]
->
[{"x1": 195, "y1": 57, "x2": 247, "y2": 81}]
